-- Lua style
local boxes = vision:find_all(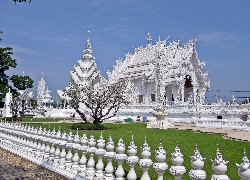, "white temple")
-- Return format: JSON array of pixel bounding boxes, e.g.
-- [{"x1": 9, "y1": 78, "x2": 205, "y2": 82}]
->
[
  {"x1": 51, "y1": 31, "x2": 249, "y2": 129},
  {"x1": 108, "y1": 33, "x2": 210, "y2": 105},
  {"x1": 49, "y1": 31, "x2": 101, "y2": 118},
  {"x1": 57, "y1": 31, "x2": 101, "y2": 109},
  {"x1": 37, "y1": 77, "x2": 53, "y2": 111}
]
